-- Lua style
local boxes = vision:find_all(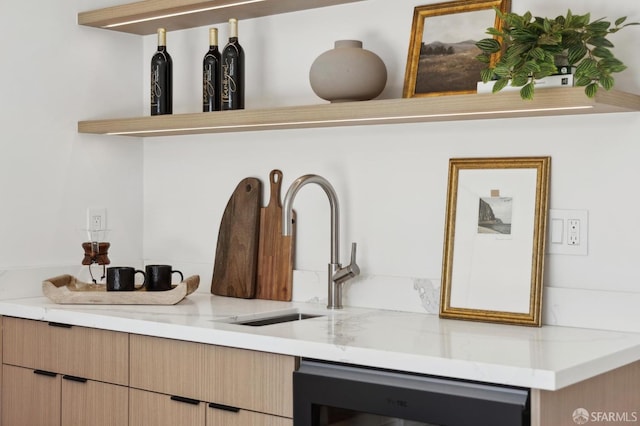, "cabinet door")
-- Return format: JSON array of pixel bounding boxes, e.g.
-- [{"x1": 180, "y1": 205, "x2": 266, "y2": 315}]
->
[
  {"x1": 206, "y1": 404, "x2": 293, "y2": 426},
  {"x1": 130, "y1": 334, "x2": 295, "y2": 418},
  {"x1": 2, "y1": 317, "x2": 128, "y2": 385},
  {"x1": 2, "y1": 364, "x2": 61, "y2": 426},
  {"x1": 130, "y1": 388, "x2": 205, "y2": 426},
  {"x1": 531, "y1": 360, "x2": 640, "y2": 426},
  {"x1": 61, "y1": 375, "x2": 129, "y2": 426}
]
